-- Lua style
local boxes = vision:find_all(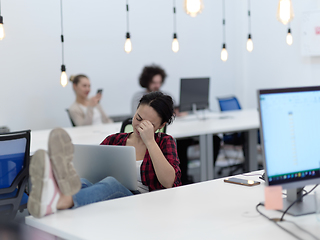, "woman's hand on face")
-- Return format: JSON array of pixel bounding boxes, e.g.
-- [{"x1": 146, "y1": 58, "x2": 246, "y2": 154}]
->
[
  {"x1": 88, "y1": 94, "x2": 101, "y2": 107},
  {"x1": 136, "y1": 120, "x2": 155, "y2": 147}
]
